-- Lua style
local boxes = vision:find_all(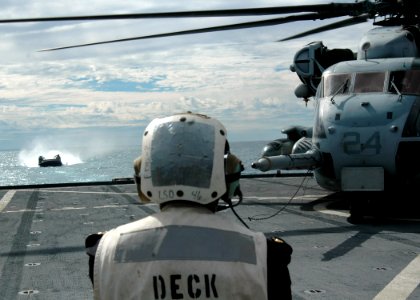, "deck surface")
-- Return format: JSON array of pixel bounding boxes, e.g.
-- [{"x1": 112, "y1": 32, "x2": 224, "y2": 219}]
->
[{"x1": 0, "y1": 176, "x2": 419, "y2": 299}]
